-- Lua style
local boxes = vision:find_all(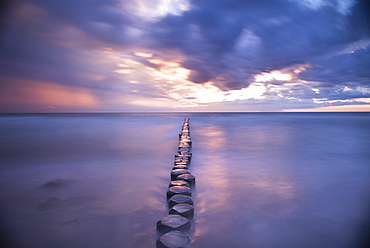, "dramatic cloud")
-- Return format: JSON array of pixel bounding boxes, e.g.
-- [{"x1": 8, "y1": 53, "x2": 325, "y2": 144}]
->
[{"x1": 0, "y1": 0, "x2": 369, "y2": 112}]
